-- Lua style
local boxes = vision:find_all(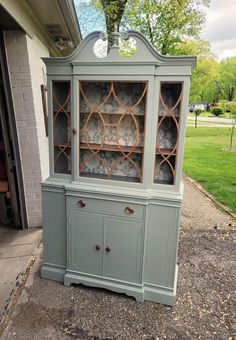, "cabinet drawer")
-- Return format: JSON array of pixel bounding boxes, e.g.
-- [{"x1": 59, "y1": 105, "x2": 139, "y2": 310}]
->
[{"x1": 68, "y1": 196, "x2": 144, "y2": 220}]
